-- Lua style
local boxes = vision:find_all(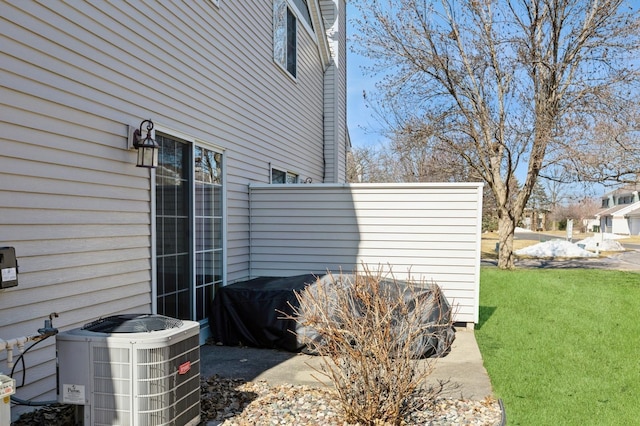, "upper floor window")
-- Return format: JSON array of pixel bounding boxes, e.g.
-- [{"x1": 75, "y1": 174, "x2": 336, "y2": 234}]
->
[
  {"x1": 618, "y1": 195, "x2": 633, "y2": 205},
  {"x1": 274, "y1": 0, "x2": 297, "y2": 77},
  {"x1": 291, "y1": 0, "x2": 312, "y2": 28}
]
